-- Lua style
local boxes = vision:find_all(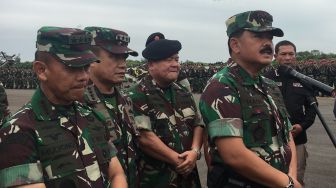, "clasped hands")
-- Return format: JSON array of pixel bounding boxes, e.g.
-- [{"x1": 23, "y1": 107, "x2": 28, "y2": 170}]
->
[{"x1": 174, "y1": 150, "x2": 198, "y2": 176}]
